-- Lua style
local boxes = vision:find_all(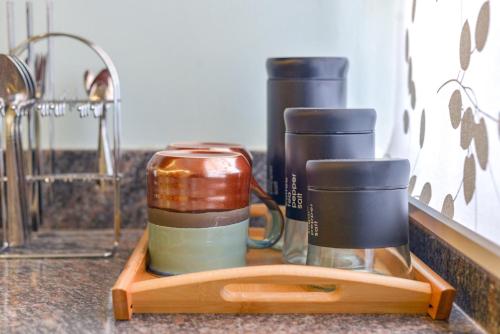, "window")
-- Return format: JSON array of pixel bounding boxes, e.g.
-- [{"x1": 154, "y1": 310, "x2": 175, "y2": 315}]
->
[{"x1": 393, "y1": 0, "x2": 499, "y2": 246}]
